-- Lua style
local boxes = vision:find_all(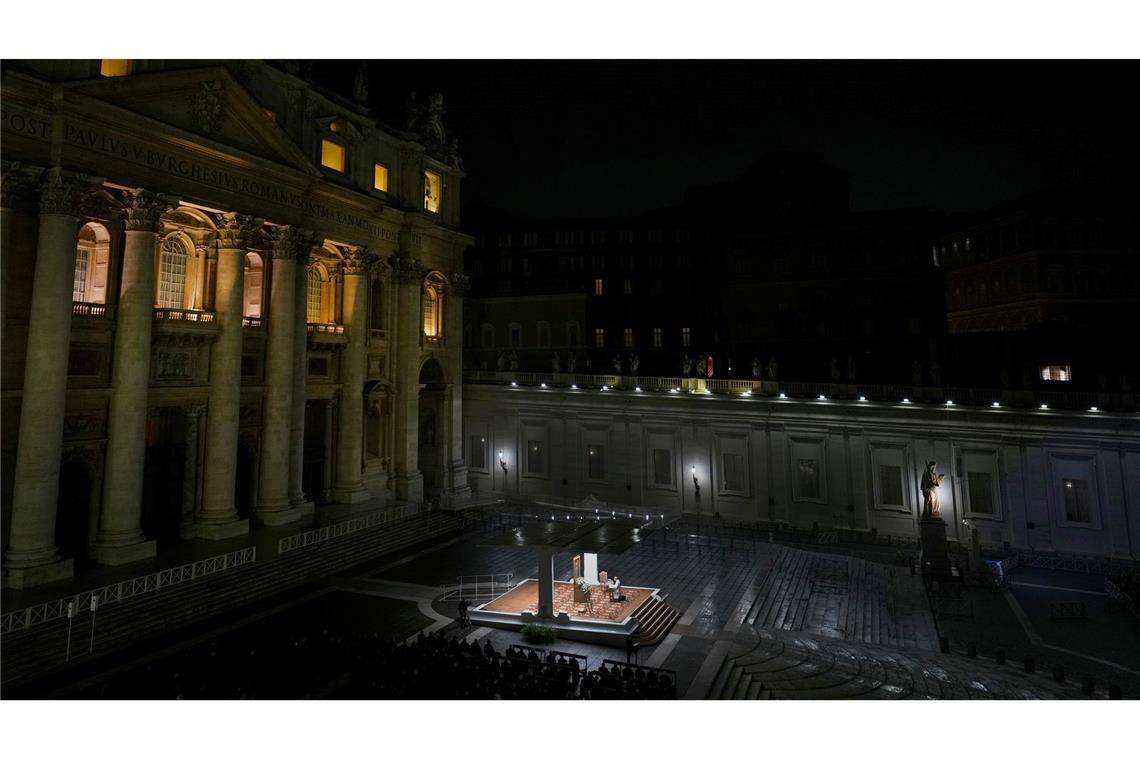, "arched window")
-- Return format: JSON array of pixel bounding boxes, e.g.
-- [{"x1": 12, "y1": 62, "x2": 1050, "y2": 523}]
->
[
  {"x1": 157, "y1": 236, "x2": 190, "y2": 309},
  {"x1": 306, "y1": 267, "x2": 323, "y2": 323},
  {"x1": 243, "y1": 253, "x2": 263, "y2": 318},
  {"x1": 422, "y1": 272, "x2": 446, "y2": 338},
  {"x1": 73, "y1": 223, "x2": 111, "y2": 304}
]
